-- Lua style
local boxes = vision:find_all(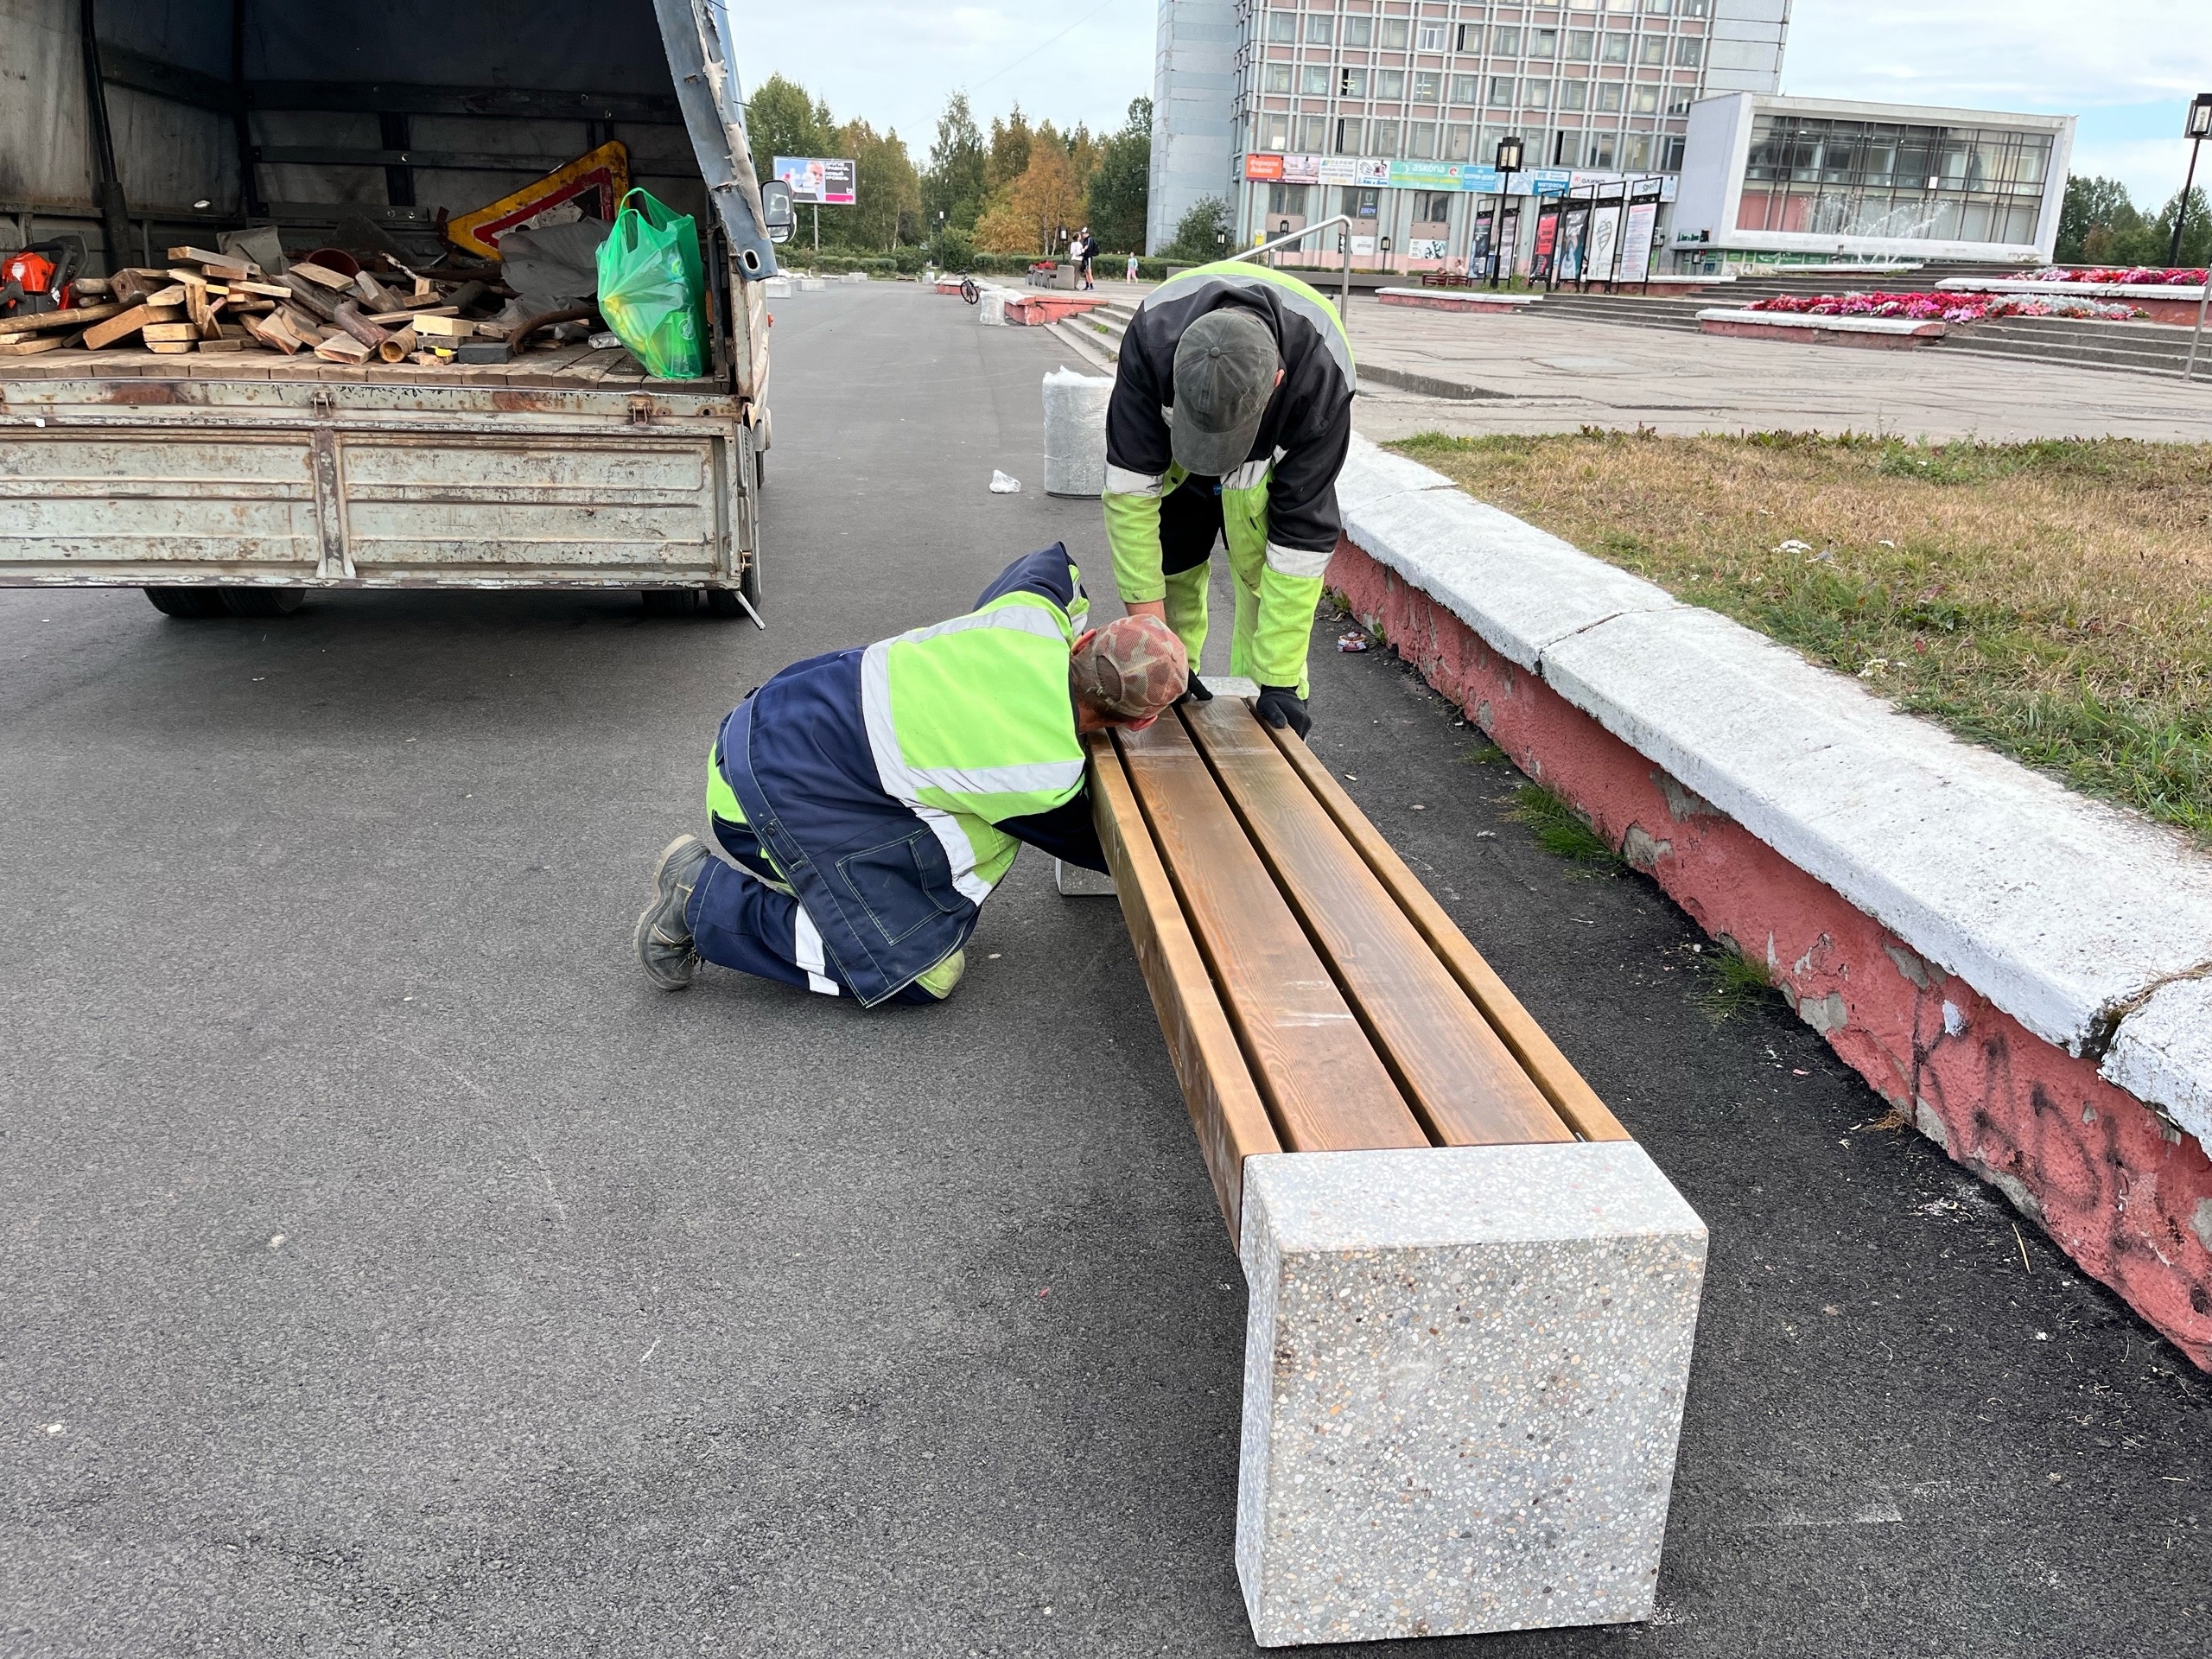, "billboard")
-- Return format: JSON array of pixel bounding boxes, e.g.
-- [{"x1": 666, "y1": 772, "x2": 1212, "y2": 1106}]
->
[{"x1": 772, "y1": 156, "x2": 856, "y2": 206}]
